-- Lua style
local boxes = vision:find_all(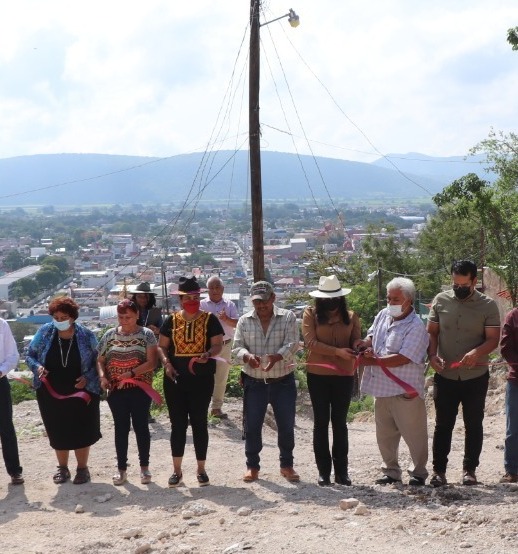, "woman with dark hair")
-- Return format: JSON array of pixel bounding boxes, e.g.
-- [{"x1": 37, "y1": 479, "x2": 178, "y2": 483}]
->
[
  {"x1": 131, "y1": 282, "x2": 163, "y2": 423},
  {"x1": 158, "y1": 276, "x2": 223, "y2": 487},
  {"x1": 97, "y1": 299, "x2": 158, "y2": 486},
  {"x1": 26, "y1": 297, "x2": 101, "y2": 485},
  {"x1": 130, "y1": 282, "x2": 163, "y2": 337},
  {"x1": 302, "y1": 275, "x2": 360, "y2": 487}
]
